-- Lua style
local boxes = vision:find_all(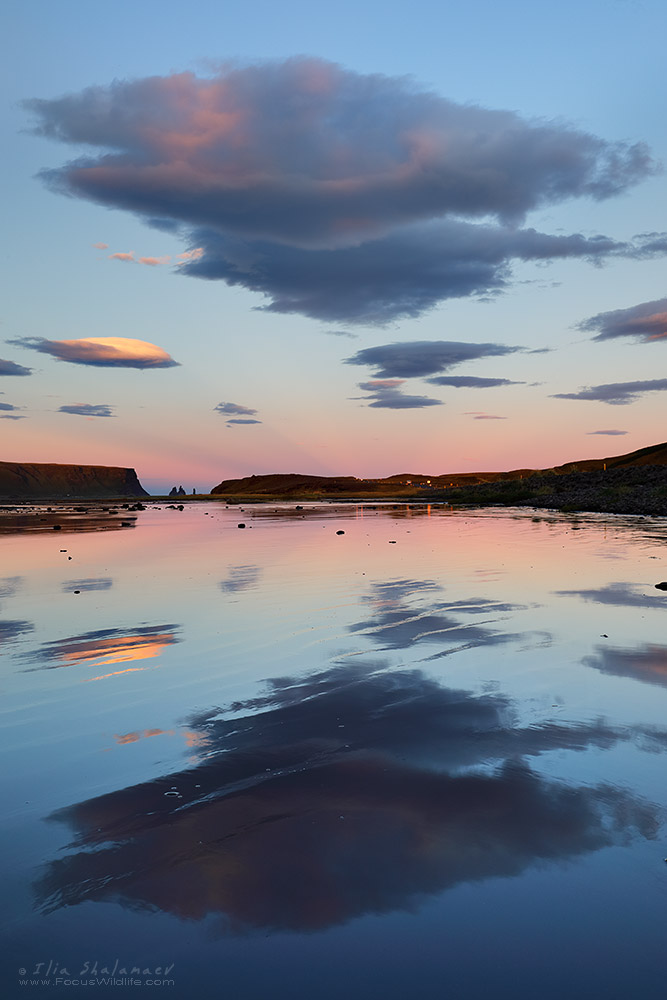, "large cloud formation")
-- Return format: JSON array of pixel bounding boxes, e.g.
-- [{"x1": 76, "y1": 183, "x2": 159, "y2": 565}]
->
[
  {"x1": 9, "y1": 337, "x2": 179, "y2": 369},
  {"x1": 25, "y1": 59, "x2": 661, "y2": 324},
  {"x1": 579, "y1": 296, "x2": 667, "y2": 342}
]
